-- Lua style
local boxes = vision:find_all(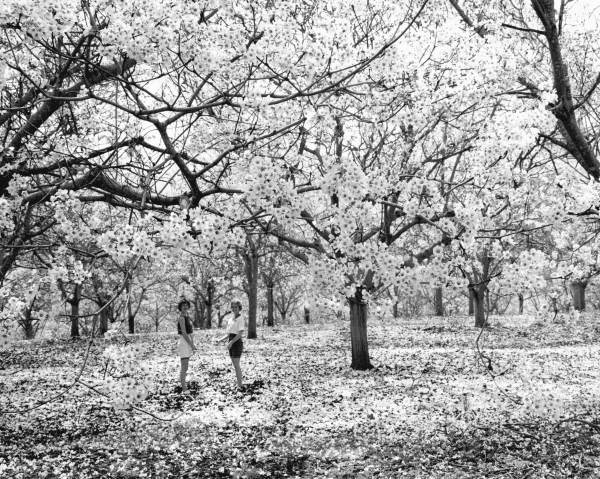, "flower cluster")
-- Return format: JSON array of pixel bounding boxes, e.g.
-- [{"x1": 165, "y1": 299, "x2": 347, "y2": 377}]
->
[{"x1": 102, "y1": 343, "x2": 152, "y2": 407}]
